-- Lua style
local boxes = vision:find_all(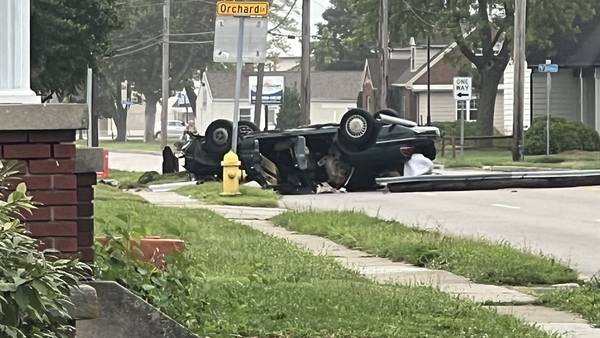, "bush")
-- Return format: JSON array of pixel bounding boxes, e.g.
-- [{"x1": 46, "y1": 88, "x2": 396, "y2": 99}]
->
[
  {"x1": 94, "y1": 221, "x2": 207, "y2": 331},
  {"x1": 525, "y1": 117, "x2": 600, "y2": 155},
  {"x1": 432, "y1": 121, "x2": 482, "y2": 138},
  {"x1": 0, "y1": 162, "x2": 89, "y2": 338}
]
